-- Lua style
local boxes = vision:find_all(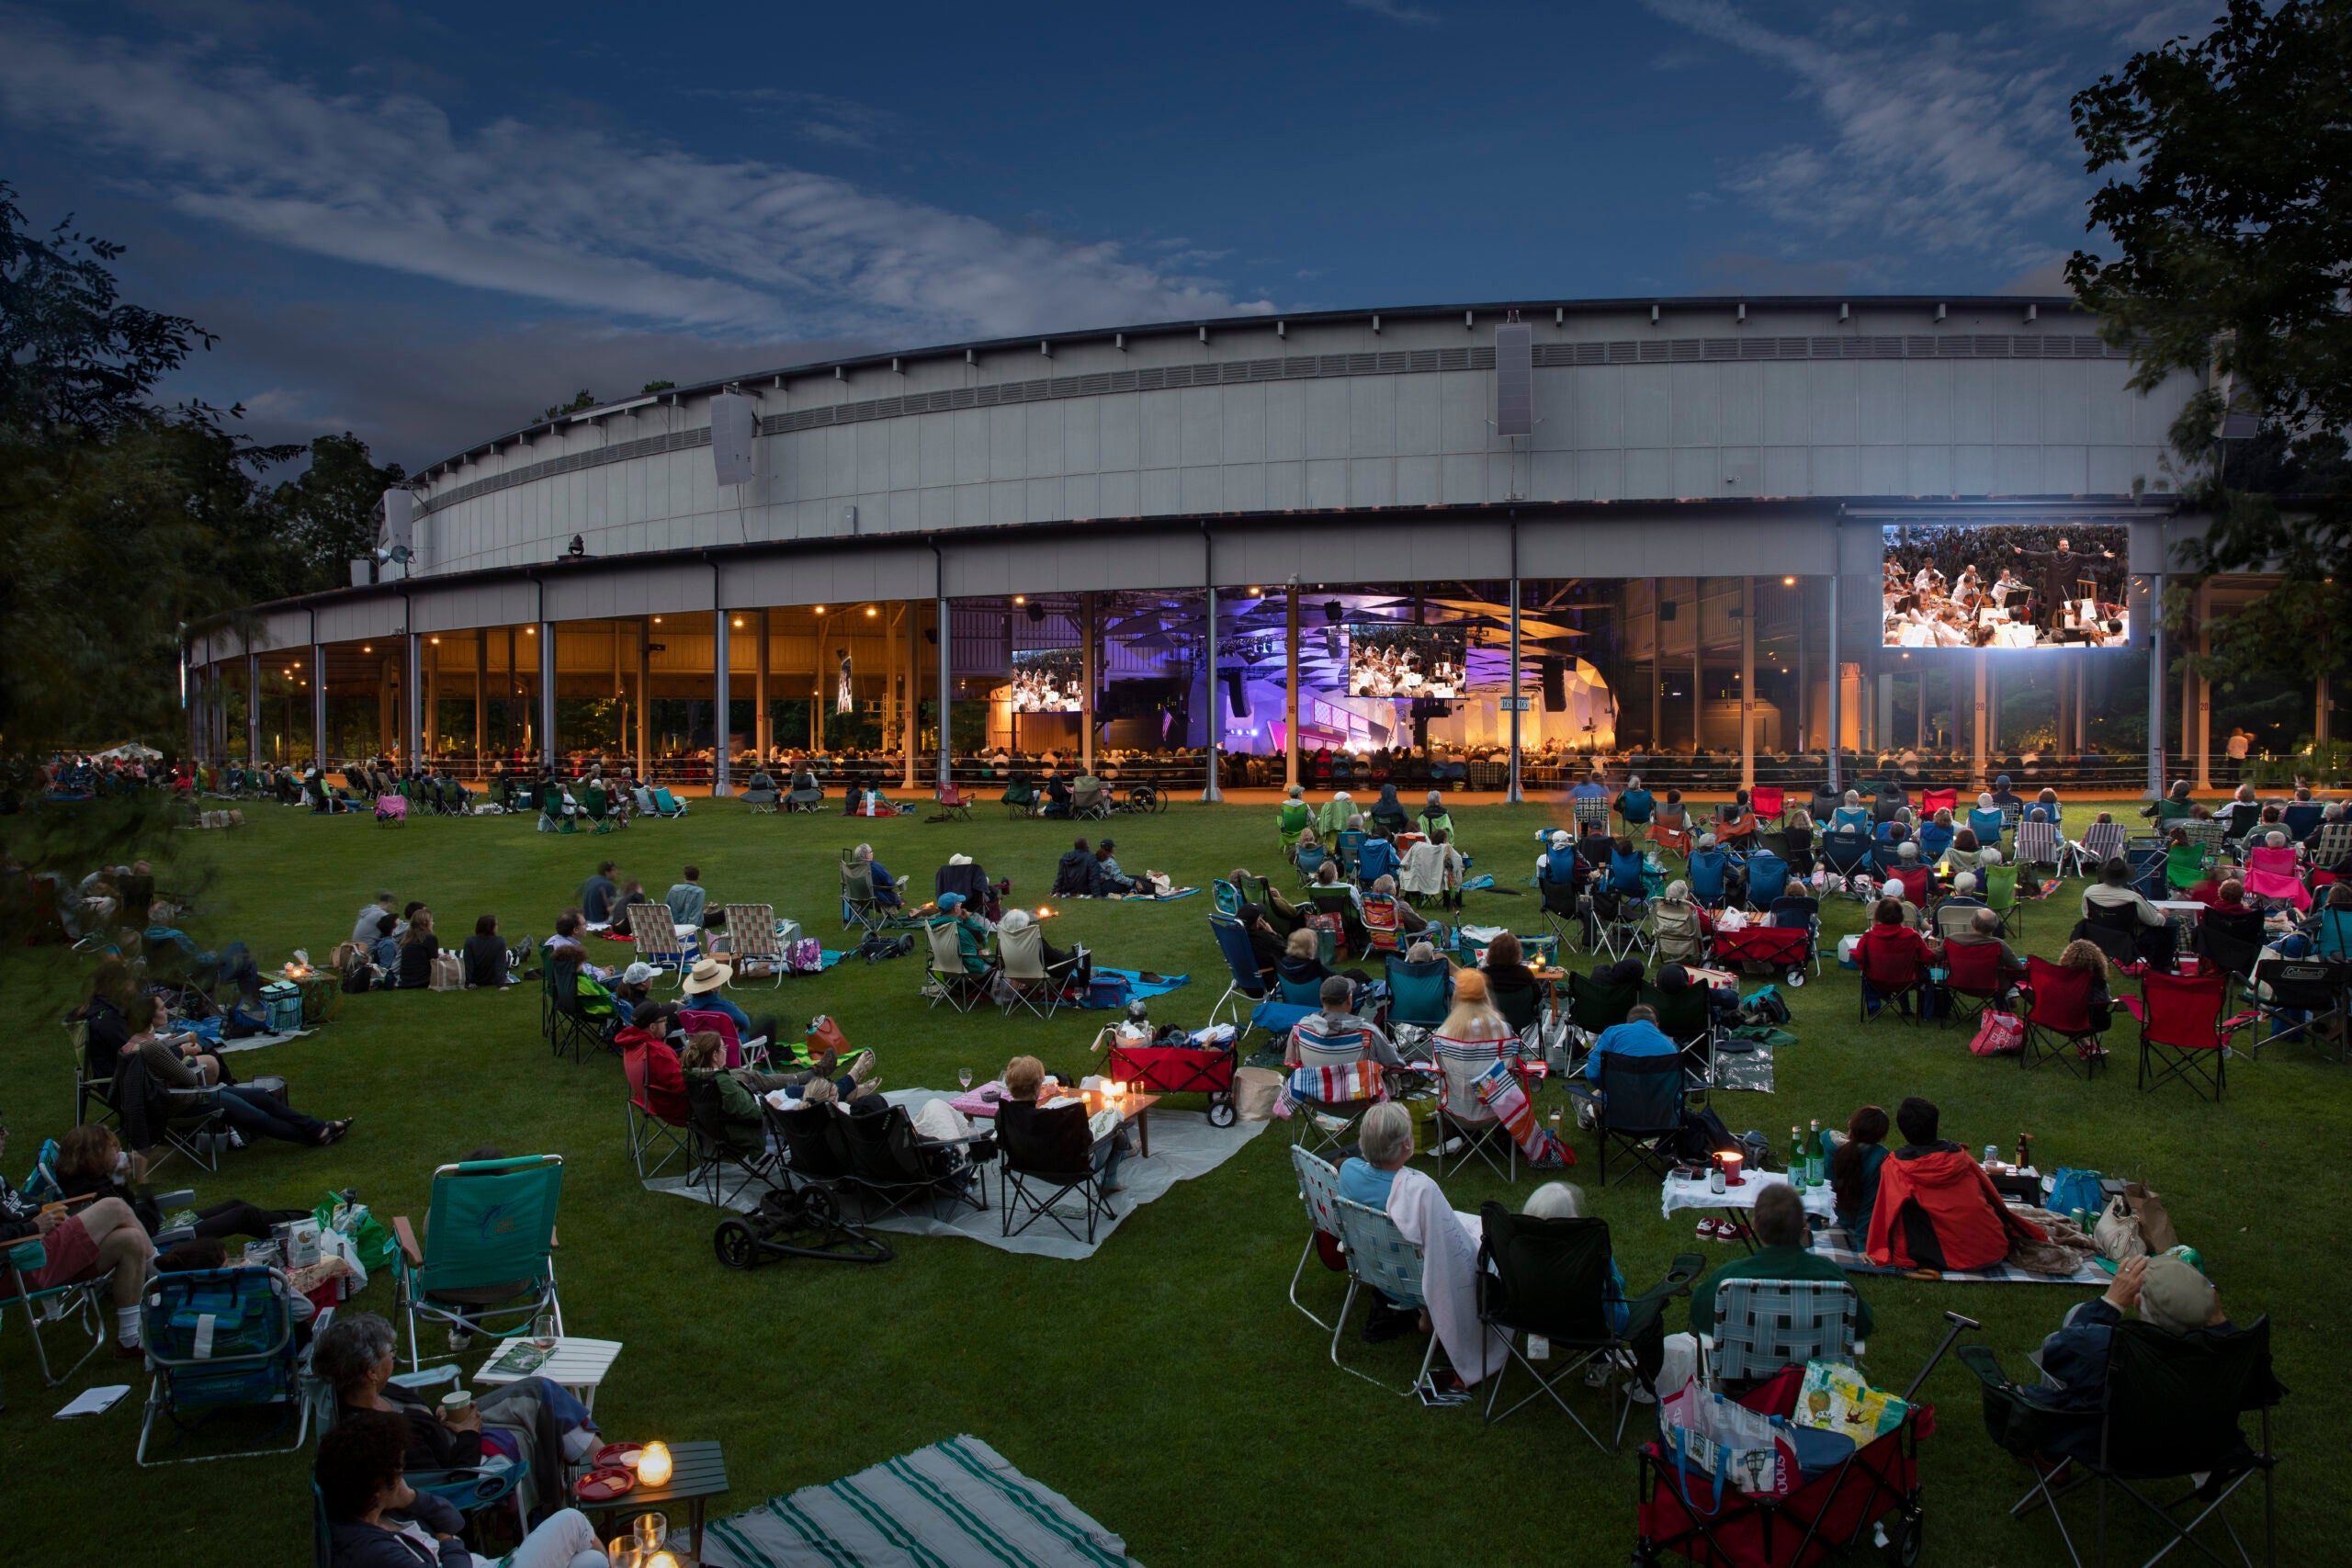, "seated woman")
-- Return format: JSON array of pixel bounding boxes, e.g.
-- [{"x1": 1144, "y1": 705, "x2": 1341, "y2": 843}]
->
[
  {"x1": 1478, "y1": 929, "x2": 1540, "y2": 1012},
  {"x1": 1002, "y1": 1053, "x2": 1127, "y2": 1193},
  {"x1": 1822, "y1": 1105, "x2": 1890, "y2": 1237},
  {"x1": 1307, "y1": 858, "x2": 1369, "y2": 953},
  {"x1": 53, "y1": 1123, "x2": 307, "y2": 1243},
  {"x1": 1092, "y1": 840, "x2": 1159, "y2": 897},
  {"x1": 120, "y1": 995, "x2": 351, "y2": 1147},
  {"x1": 314, "y1": 1312, "x2": 600, "y2": 1529},
  {"x1": 1943, "y1": 827, "x2": 1985, "y2": 875},
  {"x1": 1831, "y1": 789, "x2": 1872, "y2": 833},
  {"x1": 997, "y1": 908, "x2": 1091, "y2": 989},
  {"x1": 2057, "y1": 937, "x2": 2115, "y2": 1032},
  {"x1": 679, "y1": 1031, "x2": 874, "y2": 1156},
  {"x1": 0, "y1": 1123, "x2": 154, "y2": 1358},
  {"x1": 1918, "y1": 808, "x2": 1954, "y2": 859},
  {"x1": 459, "y1": 914, "x2": 511, "y2": 989},
  {"x1": 316, "y1": 1408, "x2": 607, "y2": 1568},
  {"x1": 1713, "y1": 803, "x2": 1758, "y2": 848},
  {"x1": 1776, "y1": 809, "x2": 1816, "y2": 876},
  {"x1": 1339, "y1": 1101, "x2": 1505, "y2": 1390}
]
